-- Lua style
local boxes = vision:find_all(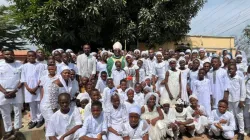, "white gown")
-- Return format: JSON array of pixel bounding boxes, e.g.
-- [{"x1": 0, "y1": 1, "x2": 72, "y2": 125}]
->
[
  {"x1": 178, "y1": 68, "x2": 190, "y2": 103},
  {"x1": 122, "y1": 120, "x2": 149, "y2": 140},
  {"x1": 153, "y1": 61, "x2": 167, "y2": 92}
]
